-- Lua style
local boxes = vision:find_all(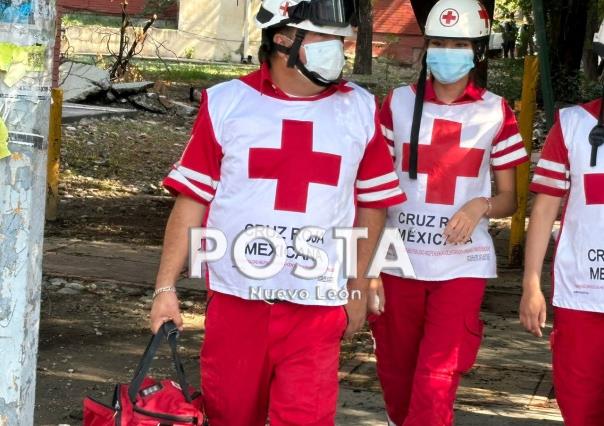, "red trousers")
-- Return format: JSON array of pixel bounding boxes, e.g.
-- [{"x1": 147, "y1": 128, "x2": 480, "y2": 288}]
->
[
  {"x1": 552, "y1": 307, "x2": 604, "y2": 426},
  {"x1": 201, "y1": 292, "x2": 347, "y2": 426},
  {"x1": 370, "y1": 274, "x2": 486, "y2": 426}
]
